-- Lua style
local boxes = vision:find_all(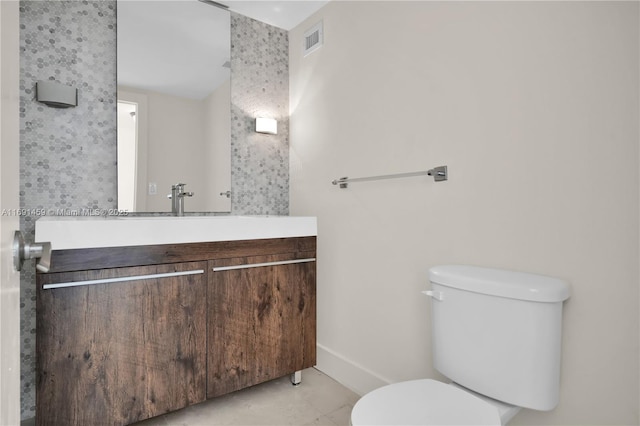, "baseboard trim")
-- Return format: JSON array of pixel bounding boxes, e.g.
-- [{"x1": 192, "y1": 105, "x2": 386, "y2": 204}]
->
[{"x1": 315, "y1": 343, "x2": 392, "y2": 396}]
